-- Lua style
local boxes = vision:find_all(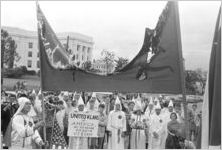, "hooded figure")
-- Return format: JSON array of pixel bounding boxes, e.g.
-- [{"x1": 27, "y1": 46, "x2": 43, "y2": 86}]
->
[
  {"x1": 68, "y1": 95, "x2": 88, "y2": 149},
  {"x1": 149, "y1": 101, "x2": 165, "y2": 149},
  {"x1": 86, "y1": 92, "x2": 98, "y2": 149},
  {"x1": 86, "y1": 92, "x2": 99, "y2": 112},
  {"x1": 130, "y1": 98, "x2": 148, "y2": 149},
  {"x1": 107, "y1": 96, "x2": 126, "y2": 149},
  {"x1": 9, "y1": 97, "x2": 43, "y2": 149},
  {"x1": 145, "y1": 97, "x2": 155, "y2": 117}
]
